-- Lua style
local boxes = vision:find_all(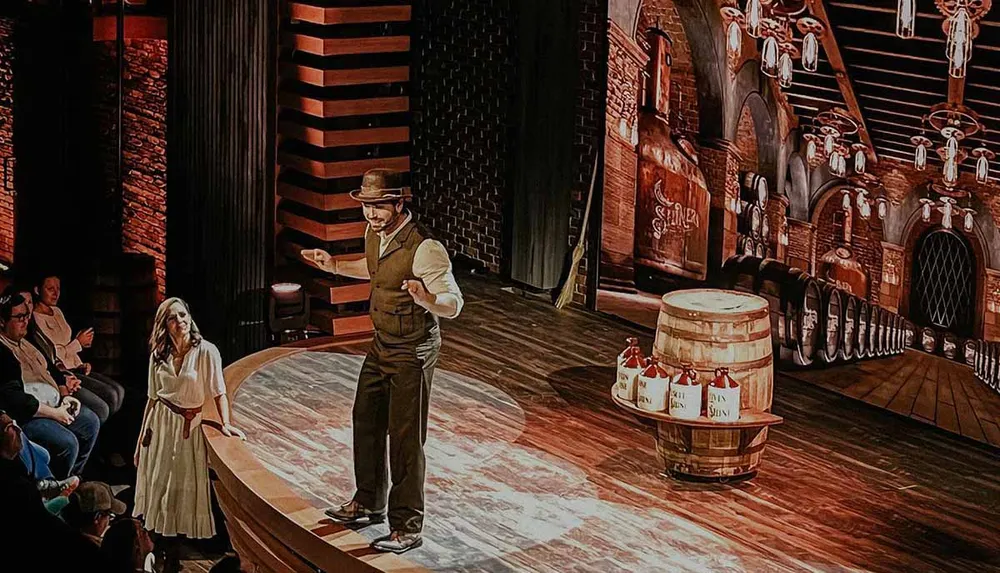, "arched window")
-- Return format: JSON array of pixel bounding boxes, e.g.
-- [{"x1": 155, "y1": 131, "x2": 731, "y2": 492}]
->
[{"x1": 912, "y1": 229, "x2": 976, "y2": 336}]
